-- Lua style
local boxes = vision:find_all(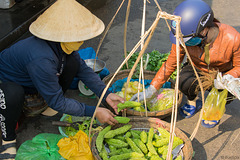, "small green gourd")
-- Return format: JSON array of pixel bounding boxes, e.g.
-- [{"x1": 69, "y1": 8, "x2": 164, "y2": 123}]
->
[
  {"x1": 109, "y1": 149, "x2": 123, "y2": 156},
  {"x1": 130, "y1": 130, "x2": 140, "y2": 139},
  {"x1": 132, "y1": 139, "x2": 148, "y2": 154},
  {"x1": 114, "y1": 135, "x2": 126, "y2": 142},
  {"x1": 104, "y1": 124, "x2": 132, "y2": 139},
  {"x1": 125, "y1": 137, "x2": 143, "y2": 155},
  {"x1": 109, "y1": 145, "x2": 117, "y2": 152},
  {"x1": 121, "y1": 148, "x2": 132, "y2": 153},
  {"x1": 96, "y1": 125, "x2": 112, "y2": 152},
  {"x1": 125, "y1": 131, "x2": 132, "y2": 138},
  {"x1": 140, "y1": 131, "x2": 147, "y2": 144},
  {"x1": 109, "y1": 152, "x2": 144, "y2": 160},
  {"x1": 99, "y1": 144, "x2": 108, "y2": 160},
  {"x1": 150, "y1": 155, "x2": 163, "y2": 160},
  {"x1": 105, "y1": 138, "x2": 128, "y2": 148},
  {"x1": 158, "y1": 127, "x2": 170, "y2": 138},
  {"x1": 153, "y1": 138, "x2": 169, "y2": 147},
  {"x1": 130, "y1": 129, "x2": 142, "y2": 135},
  {"x1": 147, "y1": 127, "x2": 158, "y2": 155},
  {"x1": 114, "y1": 116, "x2": 130, "y2": 124},
  {"x1": 117, "y1": 101, "x2": 142, "y2": 112}
]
